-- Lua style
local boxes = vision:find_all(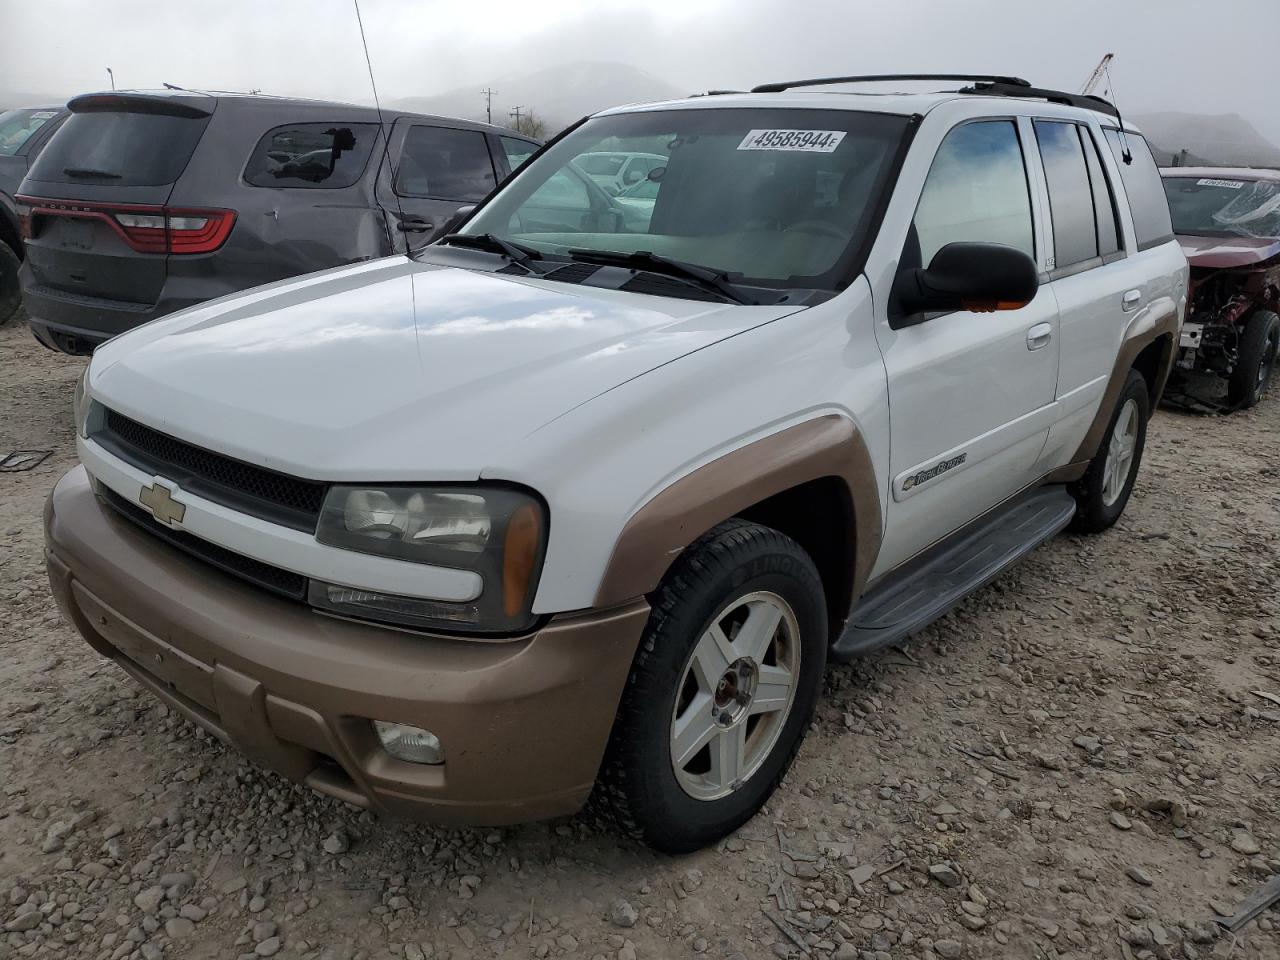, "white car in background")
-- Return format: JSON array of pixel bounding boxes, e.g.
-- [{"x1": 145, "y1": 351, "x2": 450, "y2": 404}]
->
[{"x1": 576, "y1": 150, "x2": 667, "y2": 194}]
